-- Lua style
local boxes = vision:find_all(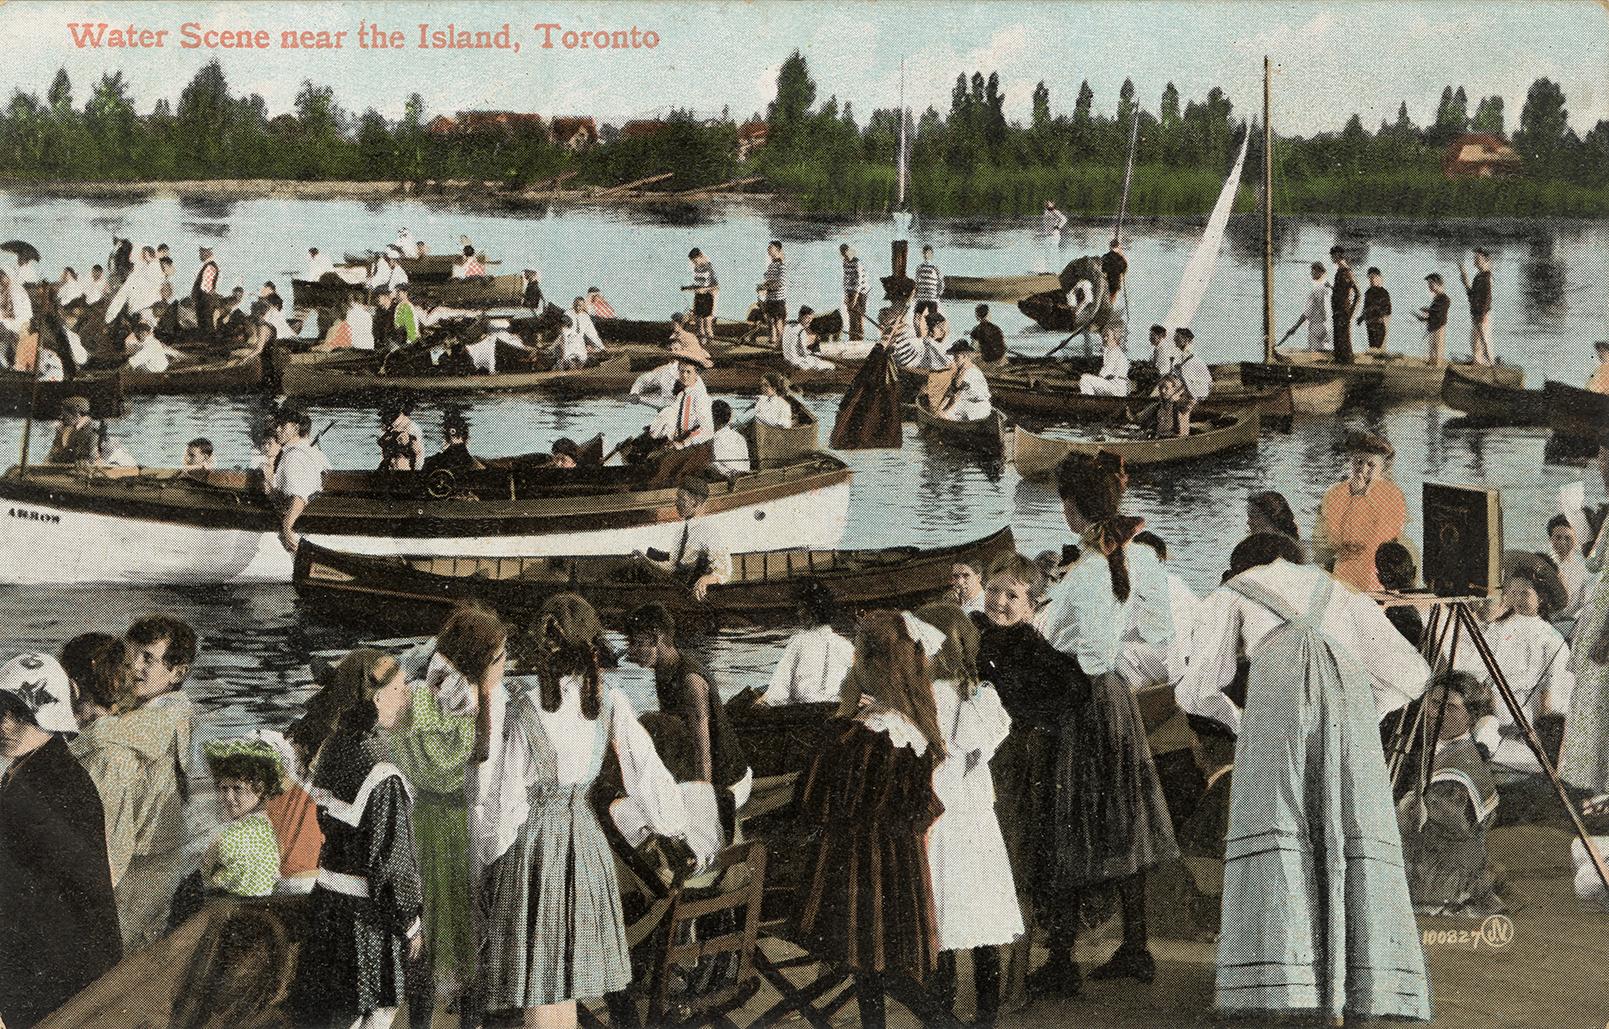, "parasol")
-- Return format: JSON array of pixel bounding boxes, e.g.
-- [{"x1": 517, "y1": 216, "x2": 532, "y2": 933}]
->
[{"x1": 1, "y1": 240, "x2": 40, "y2": 264}]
